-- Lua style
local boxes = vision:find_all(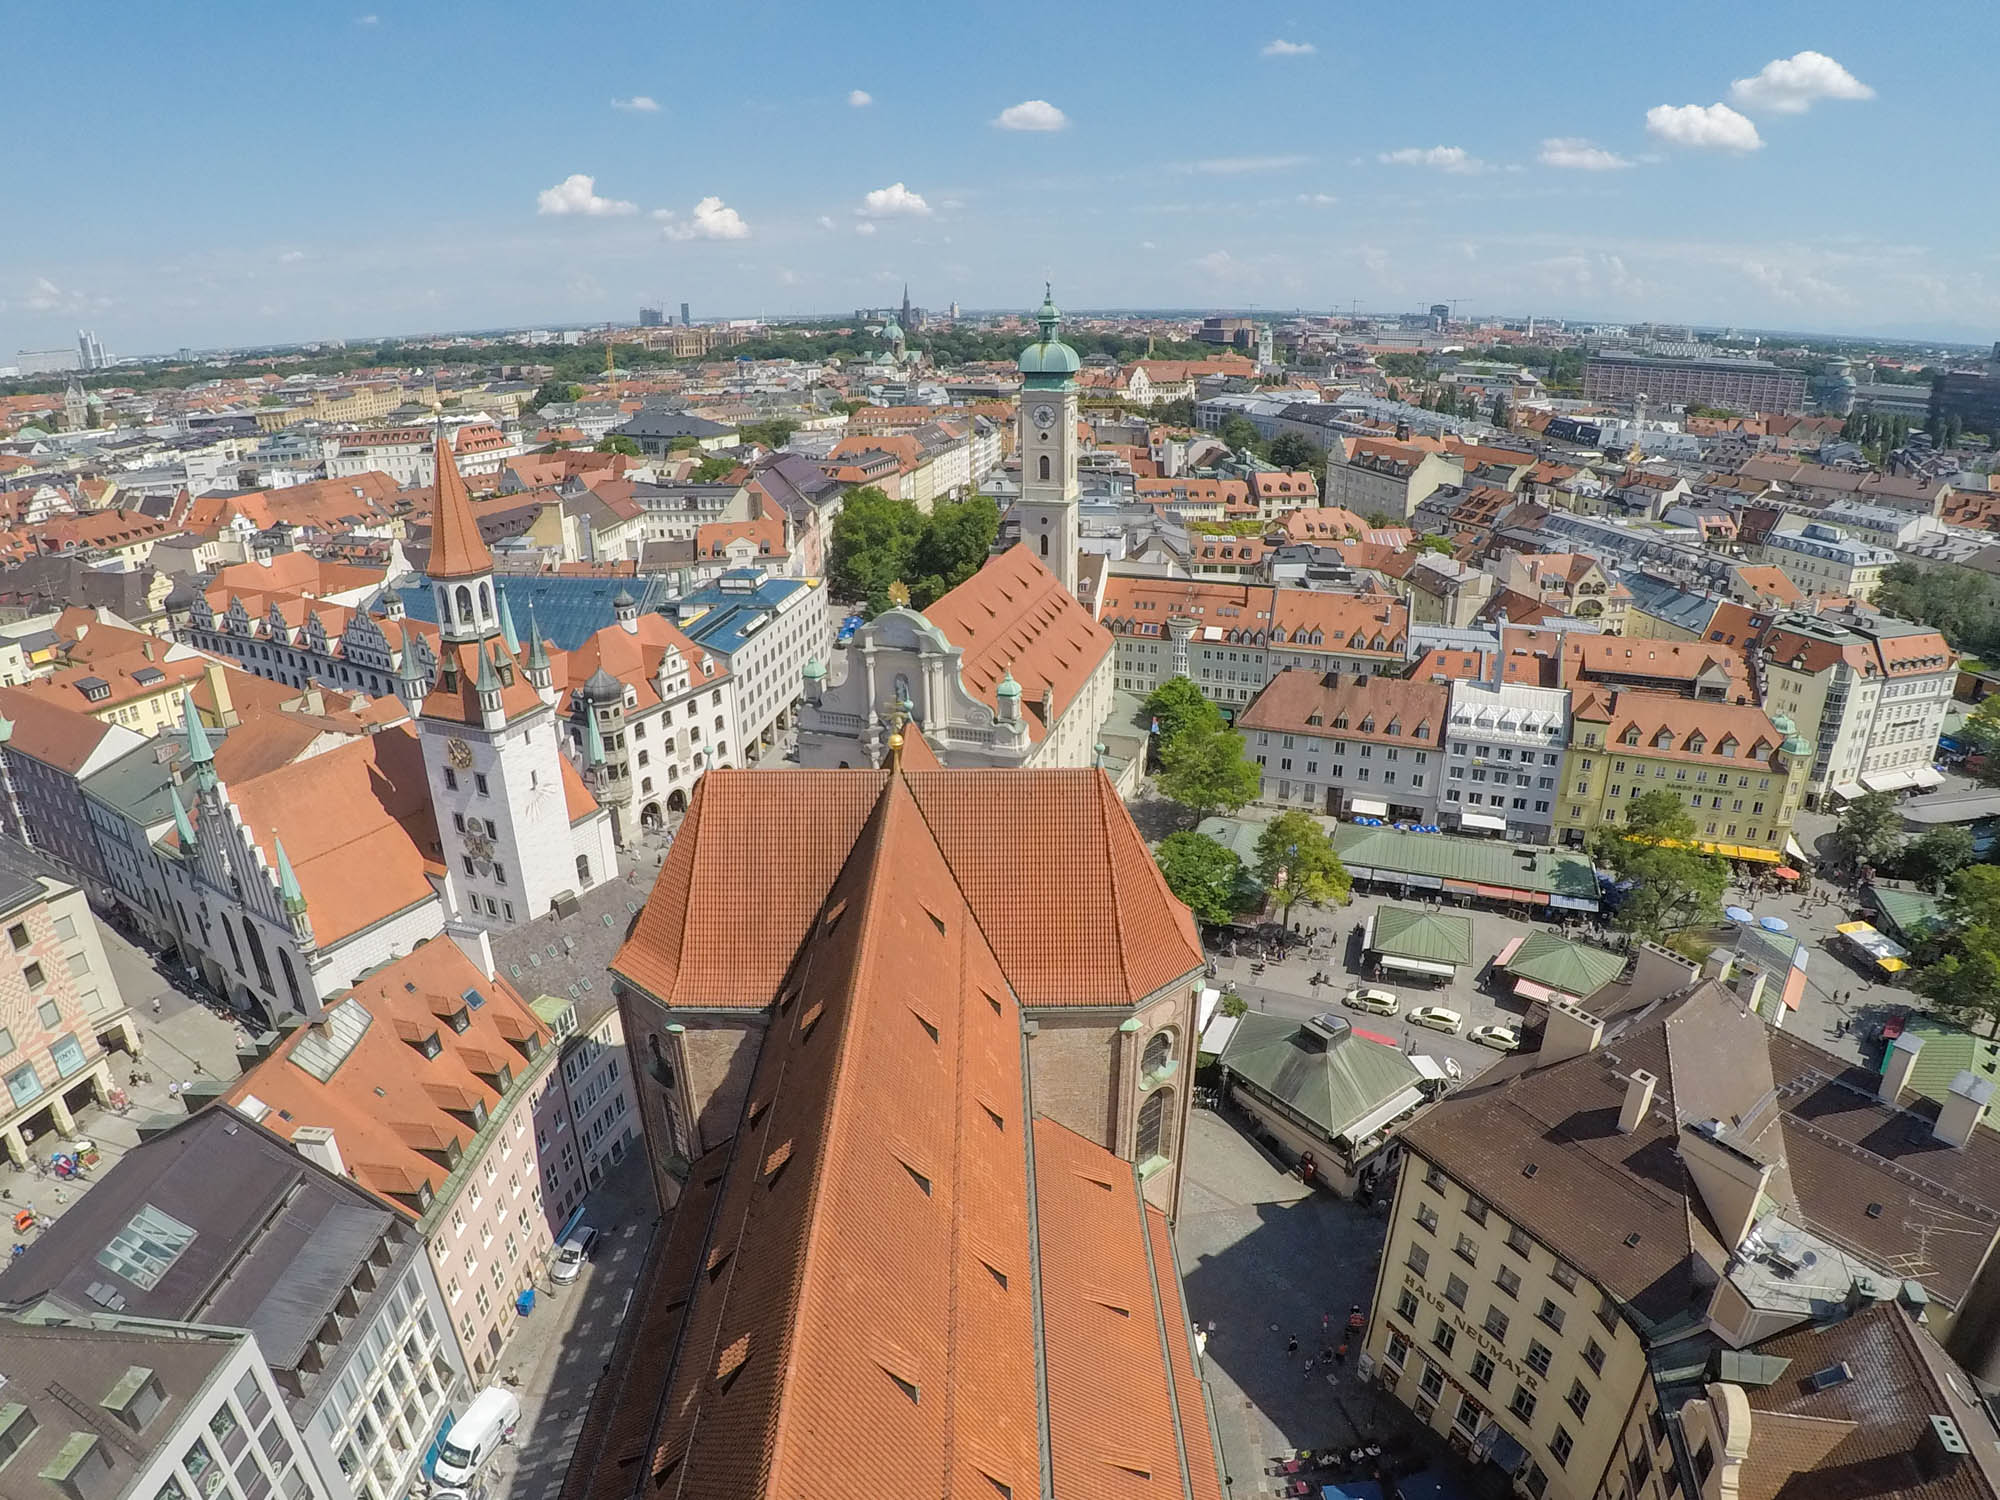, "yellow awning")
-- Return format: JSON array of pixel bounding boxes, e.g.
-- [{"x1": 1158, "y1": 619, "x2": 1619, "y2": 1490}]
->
[
  {"x1": 1699, "y1": 841, "x2": 1782, "y2": 864},
  {"x1": 1879, "y1": 957, "x2": 1908, "y2": 973},
  {"x1": 1835, "y1": 921, "x2": 1874, "y2": 937}
]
